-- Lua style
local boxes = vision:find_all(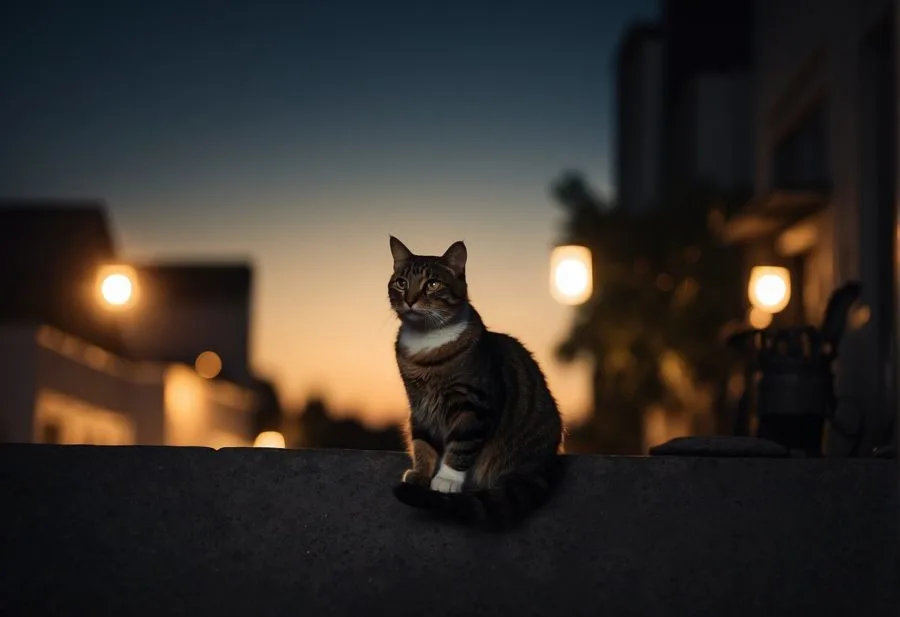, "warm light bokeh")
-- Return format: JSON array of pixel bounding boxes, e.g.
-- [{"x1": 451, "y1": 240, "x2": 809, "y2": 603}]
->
[
  {"x1": 195, "y1": 351, "x2": 223, "y2": 379},
  {"x1": 121, "y1": 204, "x2": 595, "y2": 430},
  {"x1": 748, "y1": 266, "x2": 791, "y2": 314},
  {"x1": 254, "y1": 431, "x2": 286, "y2": 448},
  {"x1": 4, "y1": 0, "x2": 661, "y2": 437},
  {"x1": 550, "y1": 245, "x2": 593, "y2": 306},
  {"x1": 97, "y1": 265, "x2": 138, "y2": 310},
  {"x1": 102, "y1": 274, "x2": 132, "y2": 305},
  {"x1": 163, "y1": 364, "x2": 254, "y2": 447},
  {"x1": 748, "y1": 306, "x2": 773, "y2": 329}
]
